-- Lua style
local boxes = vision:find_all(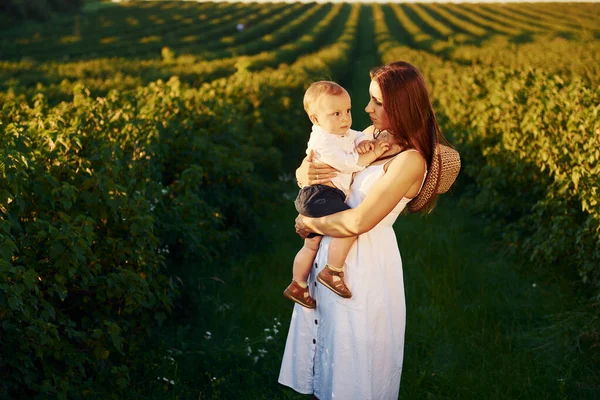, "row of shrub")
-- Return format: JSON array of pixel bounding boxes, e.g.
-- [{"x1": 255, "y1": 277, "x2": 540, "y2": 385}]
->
[
  {"x1": 379, "y1": 2, "x2": 600, "y2": 84},
  {"x1": 0, "y1": 3, "x2": 360, "y2": 397},
  {"x1": 0, "y1": 0, "x2": 231, "y2": 41},
  {"x1": 1, "y1": 0, "x2": 83, "y2": 22},
  {"x1": 0, "y1": 3, "x2": 349, "y2": 103},
  {"x1": 0, "y1": 2, "x2": 286, "y2": 61},
  {"x1": 373, "y1": 3, "x2": 600, "y2": 299},
  {"x1": 435, "y1": 68, "x2": 600, "y2": 296},
  {"x1": 0, "y1": 74, "x2": 280, "y2": 397}
]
